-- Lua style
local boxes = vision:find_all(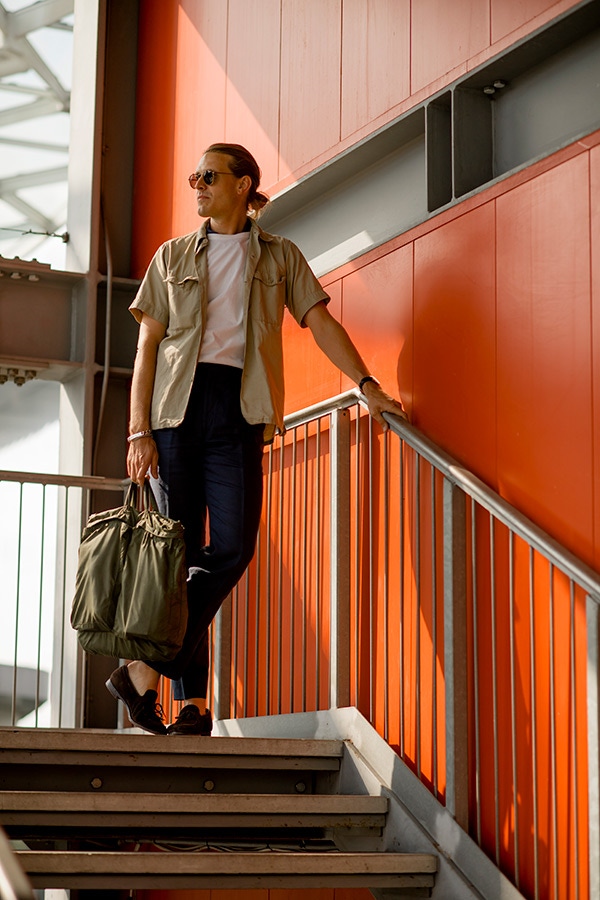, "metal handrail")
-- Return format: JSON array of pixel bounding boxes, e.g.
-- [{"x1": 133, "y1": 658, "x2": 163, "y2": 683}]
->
[
  {"x1": 0, "y1": 470, "x2": 127, "y2": 491},
  {"x1": 257, "y1": 391, "x2": 599, "y2": 897},
  {"x1": 279, "y1": 392, "x2": 600, "y2": 600},
  {"x1": 382, "y1": 411, "x2": 600, "y2": 602}
]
